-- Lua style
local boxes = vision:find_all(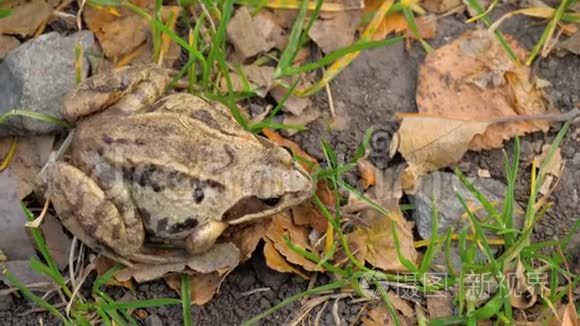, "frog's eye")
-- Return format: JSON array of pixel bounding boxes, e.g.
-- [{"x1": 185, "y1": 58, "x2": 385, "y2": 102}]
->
[{"x1": 260, "y1": 196, "x2": 281, "y2": 207}]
